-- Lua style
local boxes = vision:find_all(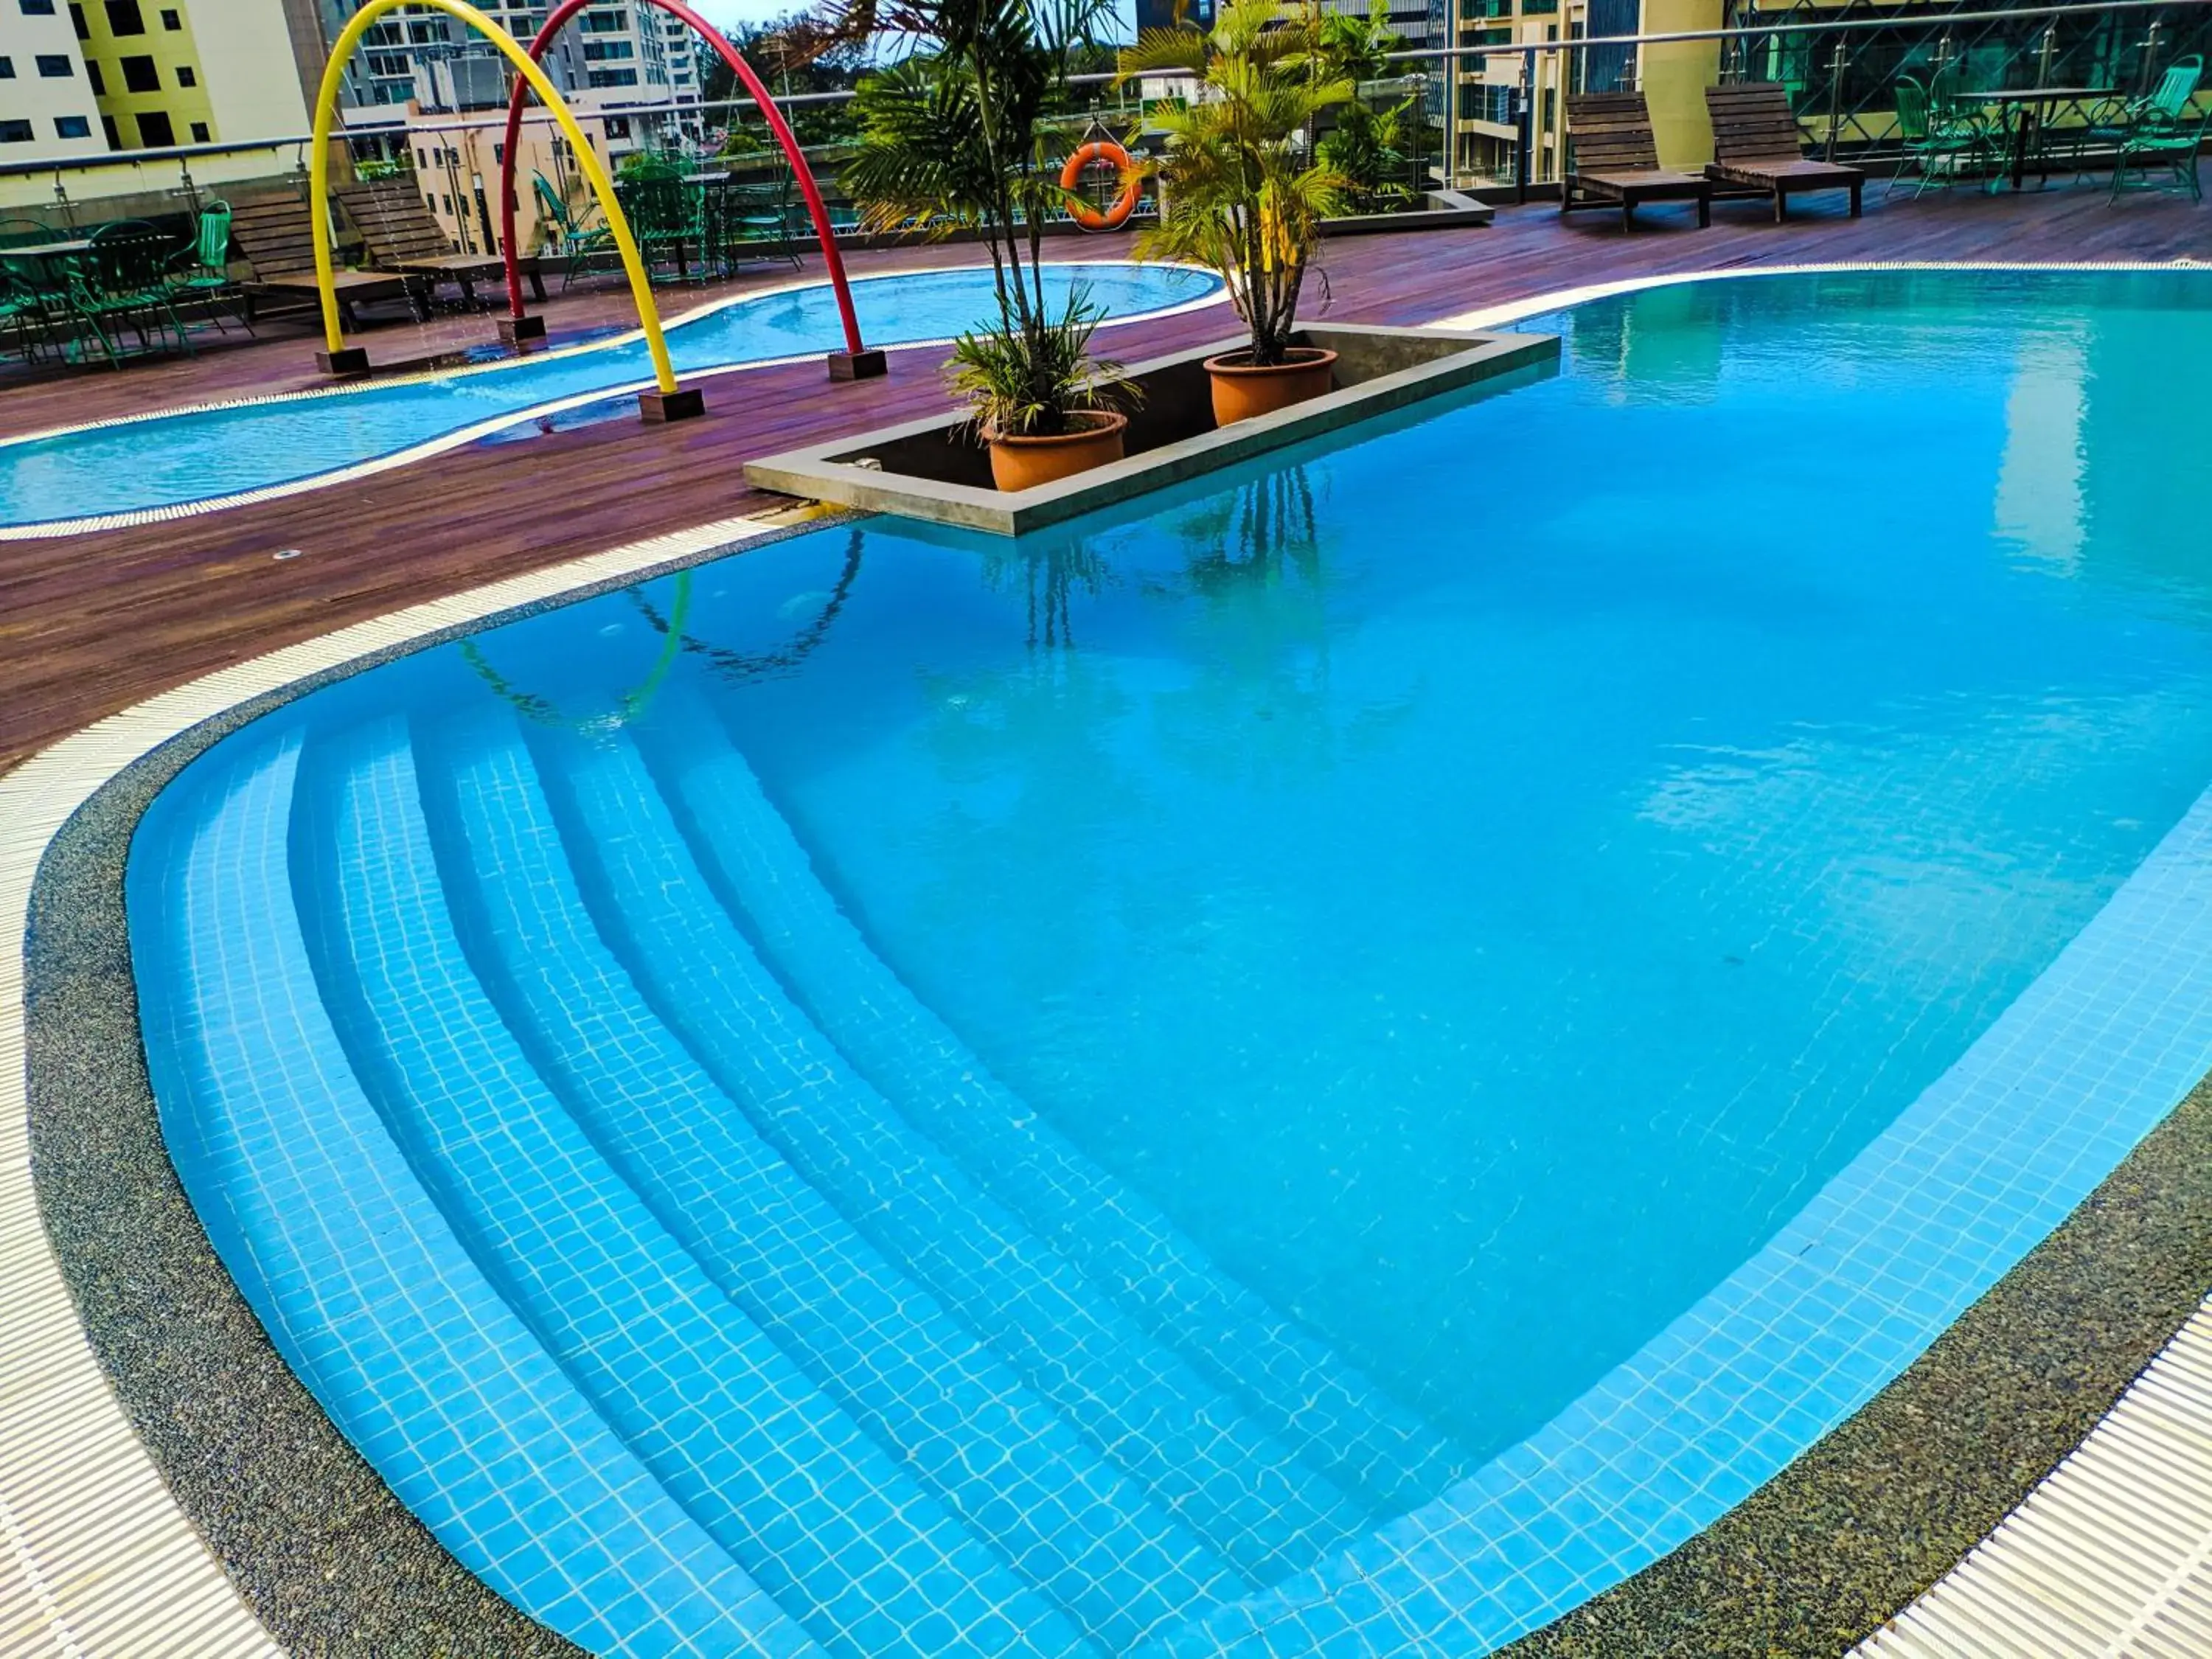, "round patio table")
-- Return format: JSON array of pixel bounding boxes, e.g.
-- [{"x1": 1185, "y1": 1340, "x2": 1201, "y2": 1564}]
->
[{"x1": 1964, "y1": 87, "x2": 2120, "y2": 189}]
